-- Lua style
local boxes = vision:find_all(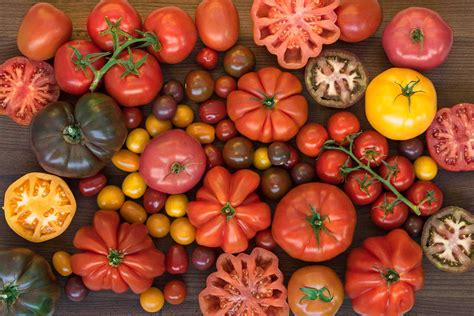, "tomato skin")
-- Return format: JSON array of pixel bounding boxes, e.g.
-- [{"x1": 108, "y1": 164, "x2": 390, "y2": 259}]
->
[
  {"x1": 283, "y1": 145, "x2": 299, "y2": 169},
  {"x1": 144, "y1": 6, "x2": 197, "y2": 64},
  {"x1": 371, "y1": 192, "x2": 409, "y2": 230},
  {"x1": 344, "y1": 171, "x2": 382, "y2": 206},
  {"x1": 204, "y1": 144, "x2": 224, "y2": 170},
  {"x1": 223, "y1": 45, "x2": 256, "y2": 78},
  {"x1": 170, "y1": 217, "x2": 196, "y2": 245},
  {"x1": 185, "y1": 70, "x2": 214, "y2": 103},
  {"x1": 191, "y1": 246, "x2": 216, "y2": 271},
  {"x1": 65, "y1": 276, "x2": 89, "y2": 302},
  {"x1": 166, "y1": 244, "x2": 189, "y2": 275},
  {"x1": 186, "y1": 123, "x2": 216, "y2": 144},
  {"x1": 406, "y1": 181, "x2": 443, "y2": 216},
  {"x1": 199, "y1": 100, "x2": 227, "y2": 124},
  {"x1": 353, "y1": 131, "x2": 389, "y2": 167},
  {"x1": 216, "y1": 119, "x2": 238, "y2": 141},
  {"x1": 126, "y1": 128, "x2": 150, "y2": 154},
  {"x1": 253, "y1": 147, "x2": 272, "y2": 171},
  {"x1": 172, "y1": 104, "x2": 194, "y2": 128},
  {"x1": 291, "y1": 162, "x2": 315, "y2": 185},
  {"x1": 112, "y1": 149, "x2": 140, "y2": 172},
  {"x1": 399, "y1": 138, "x2": 424, "y2": 161},
  {"x1": 327, "y1": 111, "x2": 360, "y2": 144},
  {"x1": 162, "y1": 79, "x2": 185, "y2": 103},
  {"x1": 378, "y1": 155, "x2": 415, "y2": 192},
  {"x1": 255, "y1": 229, "x2": 277, "y2": 251},
  {"x1": 414, "y1": 156, "x2": 438, "y2": 180},
  {"x1": 52, "y1": 251, "x2": 73, "y2": 277},
  {"x1": 165, "y1": 194, "x2": 188, "y2": 218},
  {"x1": 17, "y1": 3, "x2": 72, "y2": 61},
  {"x1": 146, "y1": 213, "x2": 170, "y2": 238},
  {"x1": 196, "y1": 47, "x2": 219, "y2": 70},
  {"x1": 336, "y1": 0, "x2": 382, "y2": 43},
  {"x1": 122, "y1": 107, "x2": 143, "y2": 129},
  {"x1": 296, "y1": 123, "x2": 328, "y2": 157},
  {"x1": 97, "y1": 185, "x2": 125, "y2": 210},
  {"x1": 223, "y1": 137, "x2": 254, "y2": 169},
  {"x1": 146, "y1": 114, "x2": 172, "y2": 137},
  {"x1": 316, "y1": 150, "x2": 352, "y2": 185},
  {"x1": 120, "y1": 200, "x2": 147, "y2": 224},
  {"x1": 140, "y1": 287, "x2": 164, "y2": 312},
  {"x1": 79, "y1": 173, "x2": 107, "y2": 197},
  {"x1": 143, "y1": 188, "x2": 167, "y2": 214},
  {"x1": 164, "y1": 280, "x2": 187, "y2": 305},
  {"x1": 214, "y1": 75, "x2": 236, "y2": 98}
]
